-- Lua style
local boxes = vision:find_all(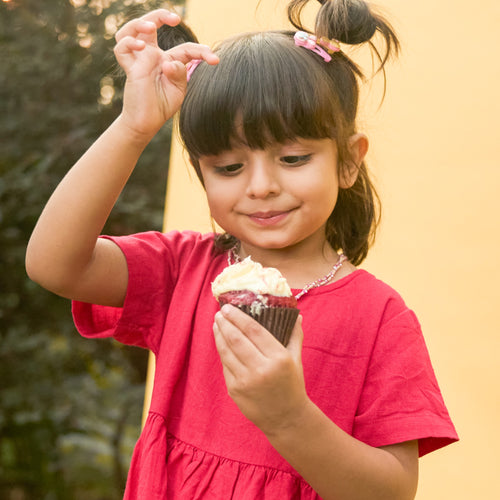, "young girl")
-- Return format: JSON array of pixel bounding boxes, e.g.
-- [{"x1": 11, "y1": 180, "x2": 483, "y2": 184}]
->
[{"x1": 26, "y1": 1, "x2": 458, "y2": 498}]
